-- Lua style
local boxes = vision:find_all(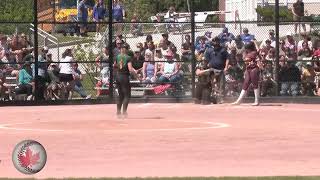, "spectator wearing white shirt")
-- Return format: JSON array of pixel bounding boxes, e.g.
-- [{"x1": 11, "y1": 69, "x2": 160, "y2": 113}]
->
[
  {"x1": 59, "y1": 48, "x2": 75, "y2": 99},
  {"x1": 260, "y1": 29, "x2": 276, "y2": 49},
  {"x1": 297, "y1": 32, "x2": 312, "y2": 51}
]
